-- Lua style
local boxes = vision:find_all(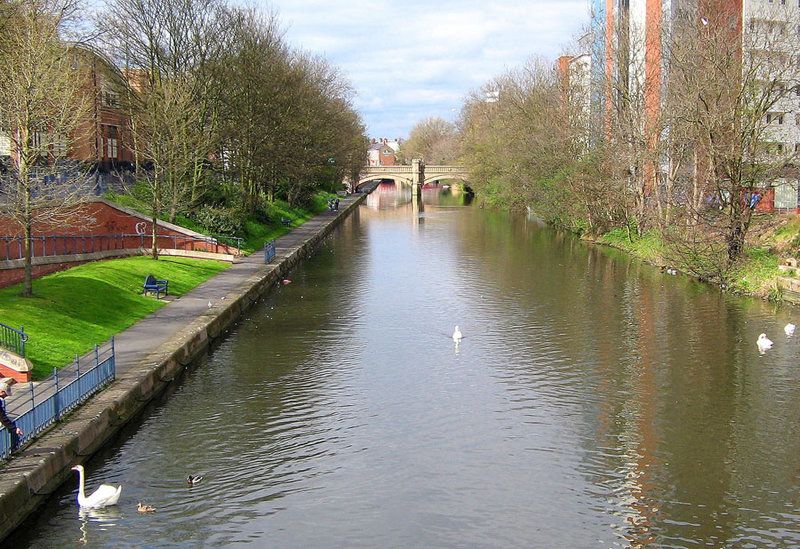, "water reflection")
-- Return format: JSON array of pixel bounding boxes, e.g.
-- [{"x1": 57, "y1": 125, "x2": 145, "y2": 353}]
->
[
  {"x1": 10, "y1": 187, "x2": 800, "y2": 547},
  {"x1": 76, "y1": 507, "x2": 123, "y2": 545}
]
